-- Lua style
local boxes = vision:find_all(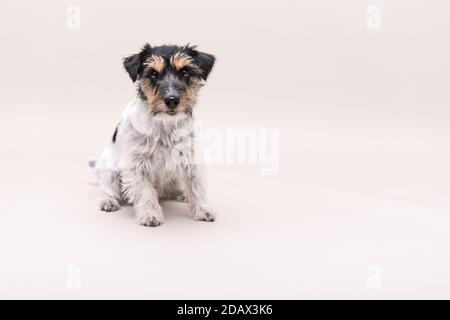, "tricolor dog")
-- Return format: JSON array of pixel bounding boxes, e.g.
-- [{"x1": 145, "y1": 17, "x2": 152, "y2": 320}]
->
[{"x1": 89, "y1": 44, "x2": 216, "y2": 227}]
